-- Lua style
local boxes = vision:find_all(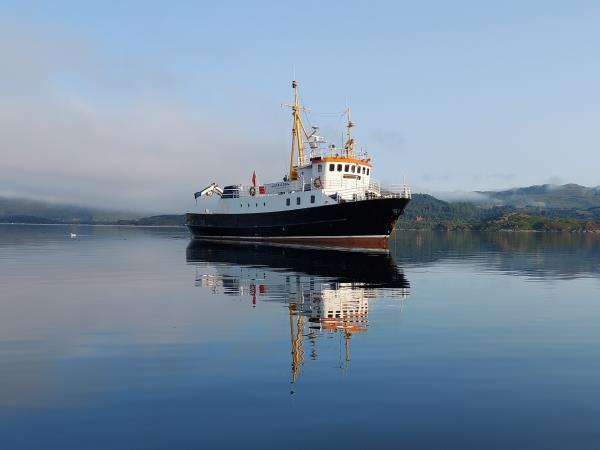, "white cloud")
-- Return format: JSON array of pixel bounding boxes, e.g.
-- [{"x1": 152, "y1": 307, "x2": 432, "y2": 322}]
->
[{"x1": 0, "y1": 25, "x2": 284, "y2": 213}]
